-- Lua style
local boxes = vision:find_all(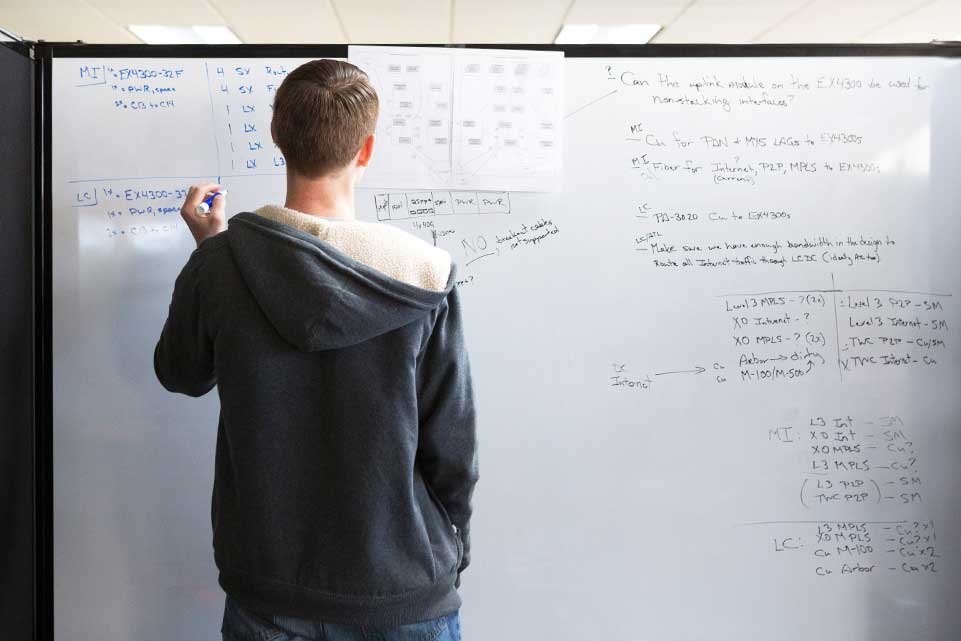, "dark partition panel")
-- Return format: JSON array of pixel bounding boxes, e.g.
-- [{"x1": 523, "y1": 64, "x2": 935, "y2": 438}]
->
[{"x1": 0, "y1": 41, "x2": 35, "y2": 641}]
